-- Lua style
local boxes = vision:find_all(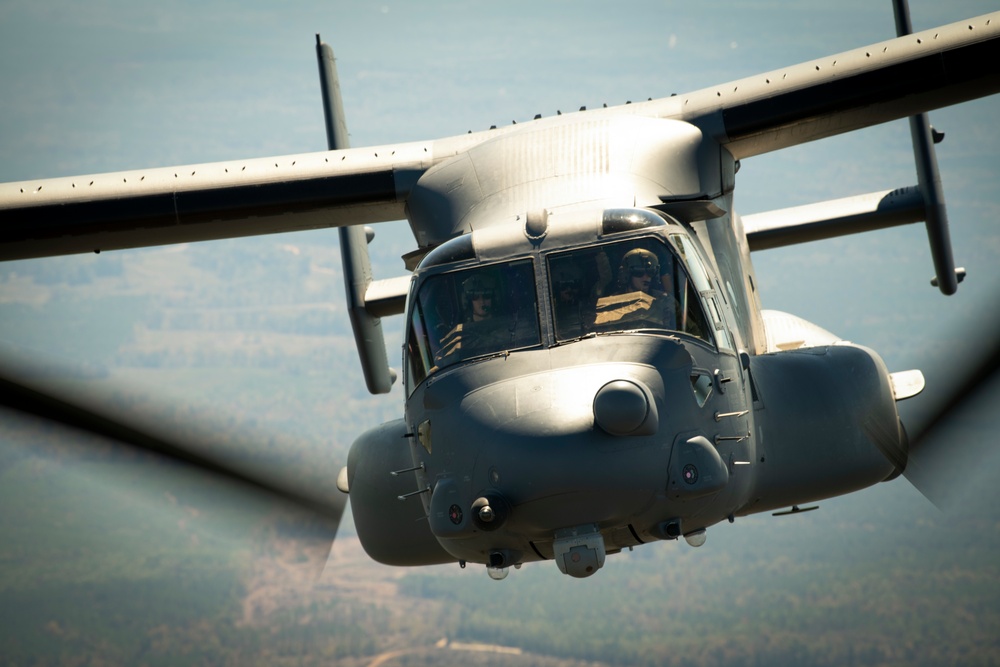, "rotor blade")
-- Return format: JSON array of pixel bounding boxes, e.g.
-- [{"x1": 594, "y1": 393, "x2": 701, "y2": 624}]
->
[
  {"x1": 0, "y1": 360, "x2": 346, "y2": 553},
  {"x1": 901, "y1": 311, "x2": 1000, "y2": 508}
]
